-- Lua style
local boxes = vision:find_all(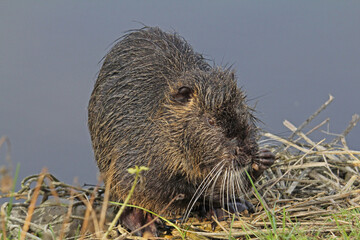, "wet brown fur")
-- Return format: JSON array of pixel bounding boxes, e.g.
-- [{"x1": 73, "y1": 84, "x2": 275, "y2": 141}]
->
[{"x1": 88, "y1": 27, "x2": 259, "y2": 216}]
